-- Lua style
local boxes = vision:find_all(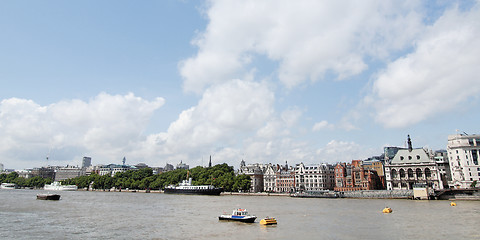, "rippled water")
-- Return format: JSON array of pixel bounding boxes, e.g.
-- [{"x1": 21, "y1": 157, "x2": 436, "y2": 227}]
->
[{"x1": 0, "y1": 189, "x2": 479, "y2": 239}]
